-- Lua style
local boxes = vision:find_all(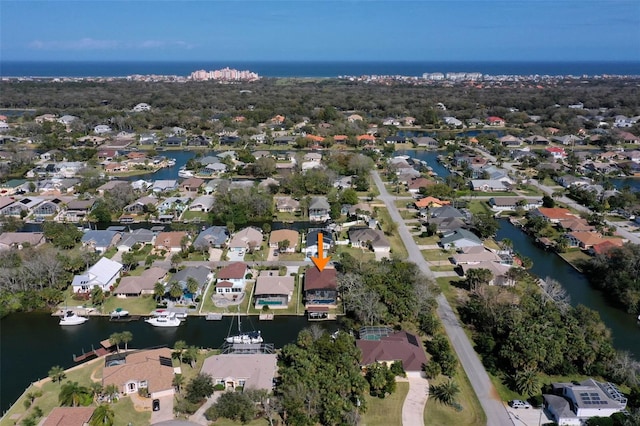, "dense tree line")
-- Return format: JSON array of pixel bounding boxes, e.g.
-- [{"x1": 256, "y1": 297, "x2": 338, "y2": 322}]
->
[
  {"x1": 581, "y1": 243, "x2": 640, "y2": 315},
  {"x1": 209, "y1": 185, "x2": 273, "y2": 225},
  {"x1": 459, "y1": 286, "x2": 624, "y2": 396}
]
